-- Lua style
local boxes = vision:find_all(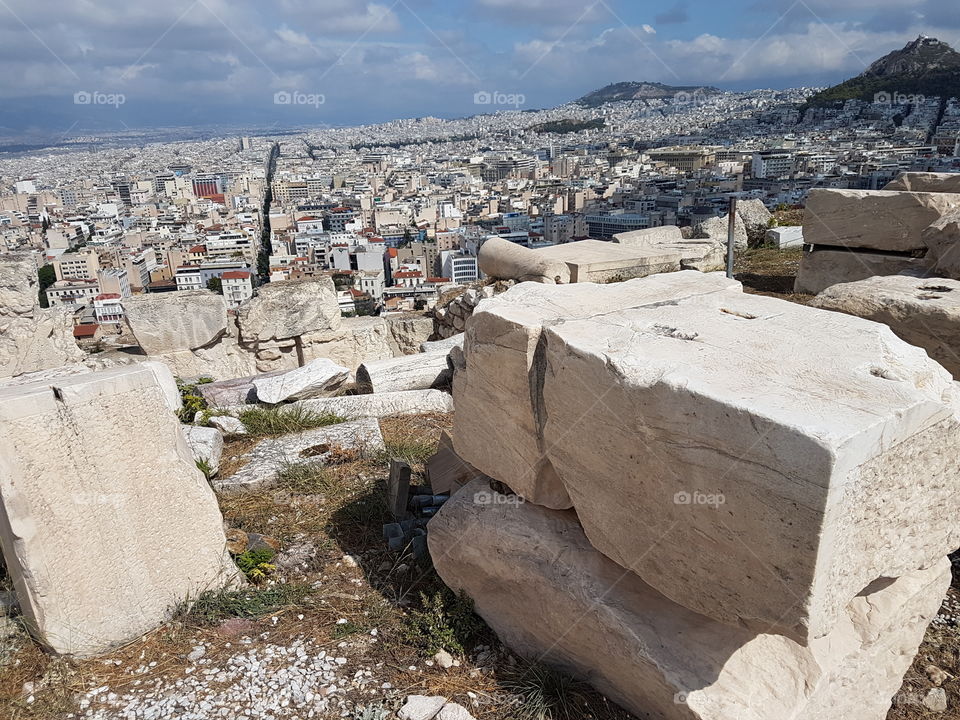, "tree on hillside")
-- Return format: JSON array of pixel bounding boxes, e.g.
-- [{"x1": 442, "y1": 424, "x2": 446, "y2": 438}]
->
[
  {"x1": 37, "y1": 264, "x2": 56, "y2": 308},
  {"x1": 207, "y1": 277, "x2": 223, "y2": 294}
]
